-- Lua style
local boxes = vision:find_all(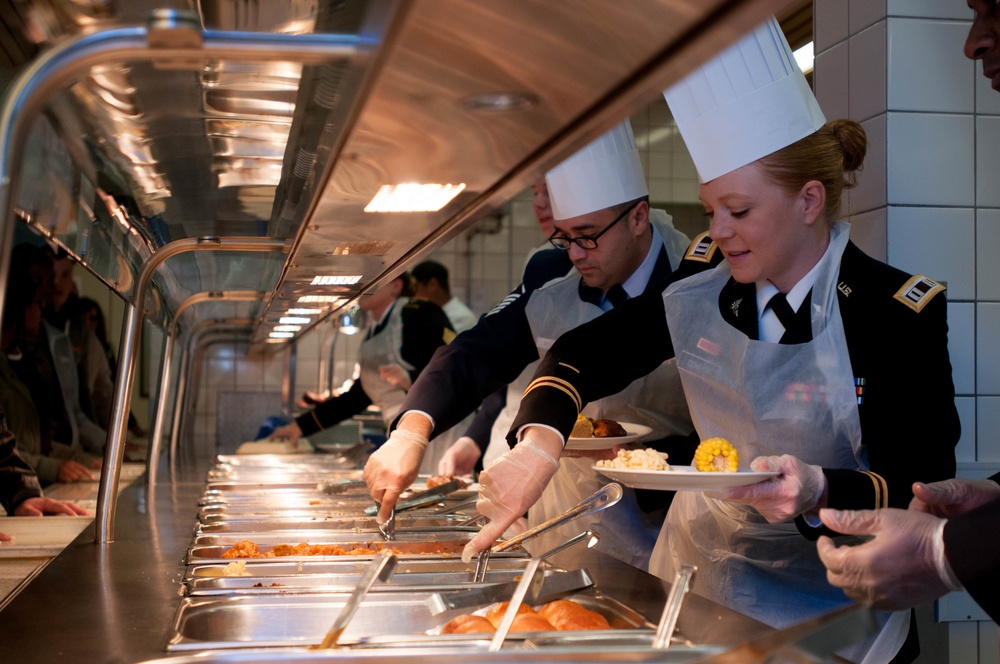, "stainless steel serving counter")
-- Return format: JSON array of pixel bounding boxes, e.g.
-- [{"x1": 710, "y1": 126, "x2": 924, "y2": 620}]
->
[{"x1": 0, "y1": 454, "x2": 770, "y2": 663}]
